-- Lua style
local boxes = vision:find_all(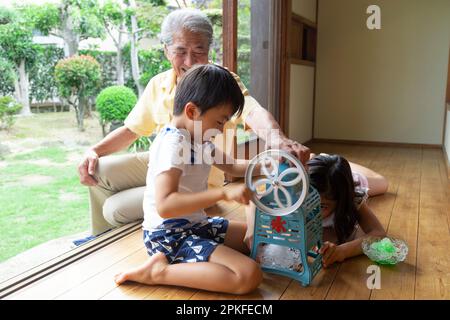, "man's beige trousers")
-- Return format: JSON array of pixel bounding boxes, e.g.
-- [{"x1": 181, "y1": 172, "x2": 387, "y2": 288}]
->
[{"x1": 88, "y1": 152, "x2": 226, "y2": 236}]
